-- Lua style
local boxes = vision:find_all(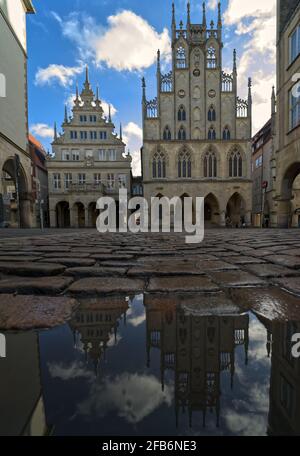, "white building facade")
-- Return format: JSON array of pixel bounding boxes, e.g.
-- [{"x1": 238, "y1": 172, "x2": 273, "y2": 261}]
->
[
  {"x1": 141, "y1": 2, "x2": 253, "y2": 227},
  {"x1": 0, "y1": 0, "x2": 35, "y2": 227},
  {"x1": 48, "y1": 70, "x2": 132, "y2": 228}
]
